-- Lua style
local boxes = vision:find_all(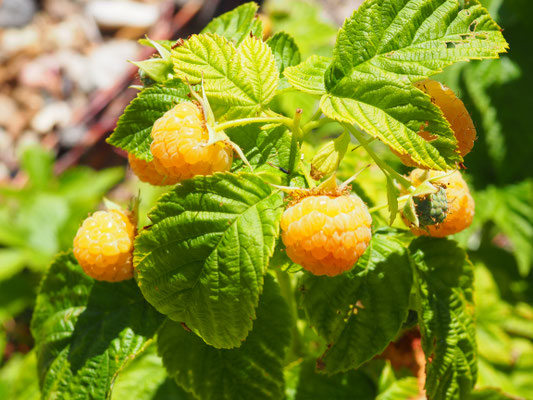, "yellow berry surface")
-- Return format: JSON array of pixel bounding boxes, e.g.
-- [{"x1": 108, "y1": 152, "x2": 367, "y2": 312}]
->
[
  {"x1": 416, "y1": 79, "x2": 476, "y2": 157},
  {"x1": 281, "y1": 195, "x2": 372, "y2": 276},
  {"x1": 407, "y1": 169, "x2": 475, "y2": 237},
  {"x1": 128, "y1": 153, "x2": 179, "y2": 186},
  {"x1": 395, "y1": 79, "x2": 476, "y2": 168},
  {"x1": 73, "y1": 210, "x2": 135, "y2": 282},
  {"x1": 150, "y1": 102, "x2": 233, "y2": 181}
]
